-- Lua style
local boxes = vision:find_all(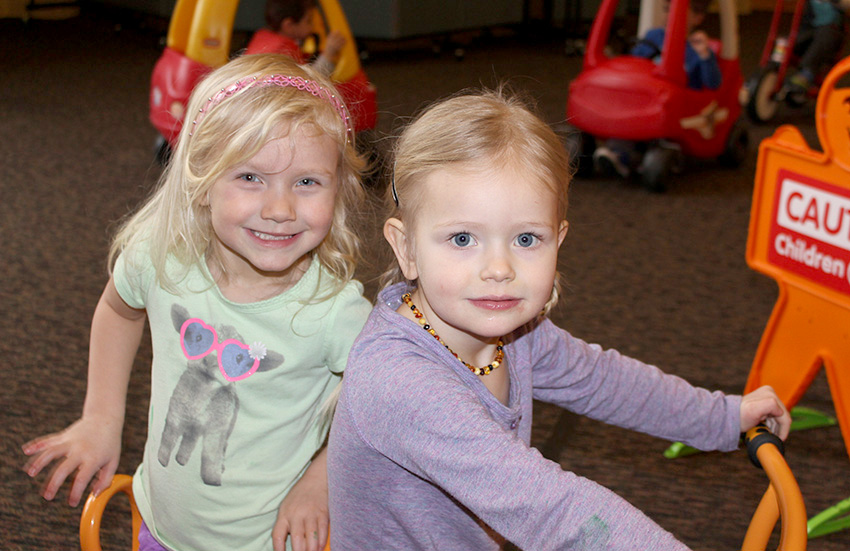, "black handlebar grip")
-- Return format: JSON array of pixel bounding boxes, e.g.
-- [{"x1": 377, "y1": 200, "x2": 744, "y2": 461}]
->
[{"x1": 744, "y1": 424, "x2": 785, "y2": 469}]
